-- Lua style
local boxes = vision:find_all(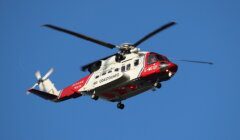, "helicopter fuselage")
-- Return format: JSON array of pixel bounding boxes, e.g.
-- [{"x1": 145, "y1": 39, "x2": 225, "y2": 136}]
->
[{"x1": 58, "y1": 51, "x2": 178, "y2": 102}]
